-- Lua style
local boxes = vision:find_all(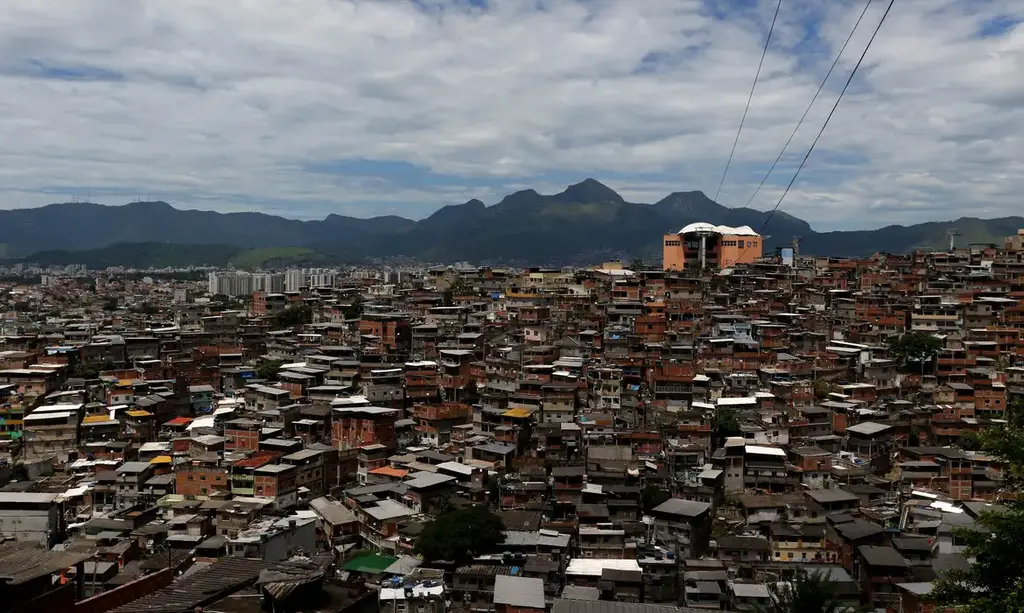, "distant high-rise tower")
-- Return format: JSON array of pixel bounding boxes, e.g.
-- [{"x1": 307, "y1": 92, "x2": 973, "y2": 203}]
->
[{"x1": 284, "y1": 269, "x2": 305, "y2": 293}]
